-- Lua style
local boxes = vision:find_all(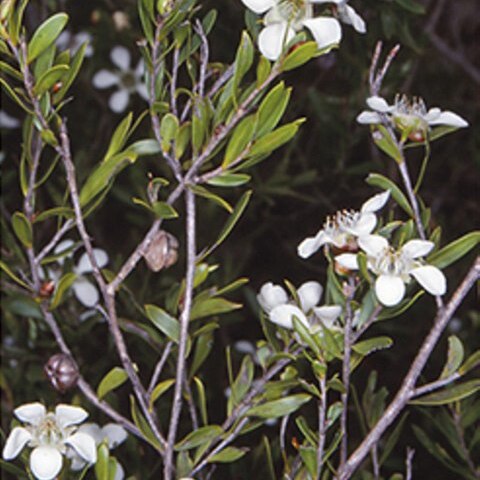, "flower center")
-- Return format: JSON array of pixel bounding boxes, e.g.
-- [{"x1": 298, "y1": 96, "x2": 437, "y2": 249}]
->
[
  {"x1": 277, "y1": 0, "x2": 311, "y2": 25},
  {"x1": 33, "y1": 414, "x2": 65, "y2": 448},
  {"x1": 392, "y1": 94, "x2": 428, "y2": 134},
  {"x1": 121, "y1": 71, "x2": 136, "y2": 89},
  {"x1": 371, "y1": 247, "x2": 412, "y2": 278}
]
